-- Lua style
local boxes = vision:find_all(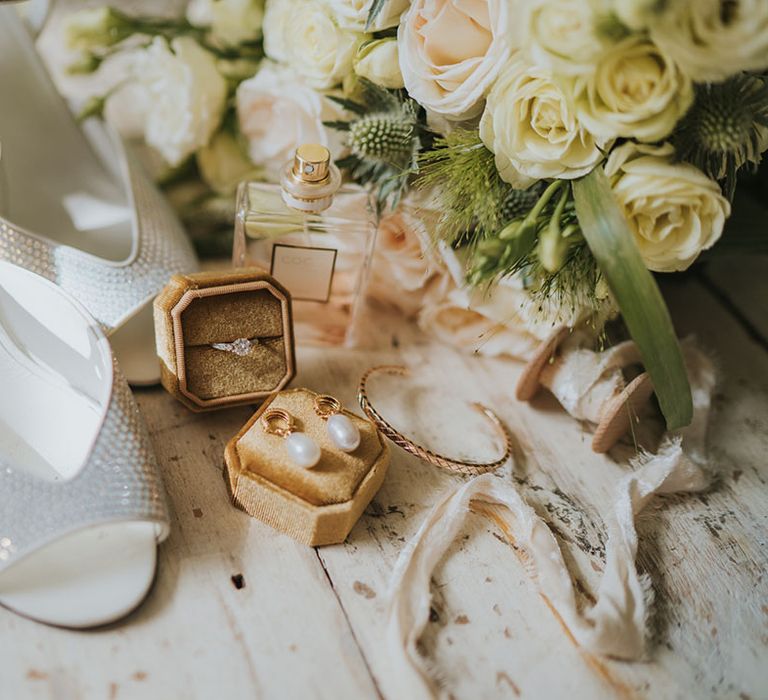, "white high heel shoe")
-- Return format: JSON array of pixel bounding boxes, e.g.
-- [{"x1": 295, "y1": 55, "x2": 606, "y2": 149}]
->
[
  {"x1": 0, "y1": 260, "x2": 169, "y2": 627},
  {"x1": 0, "y1": 8, "x2": 198, "y2": 385}
]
